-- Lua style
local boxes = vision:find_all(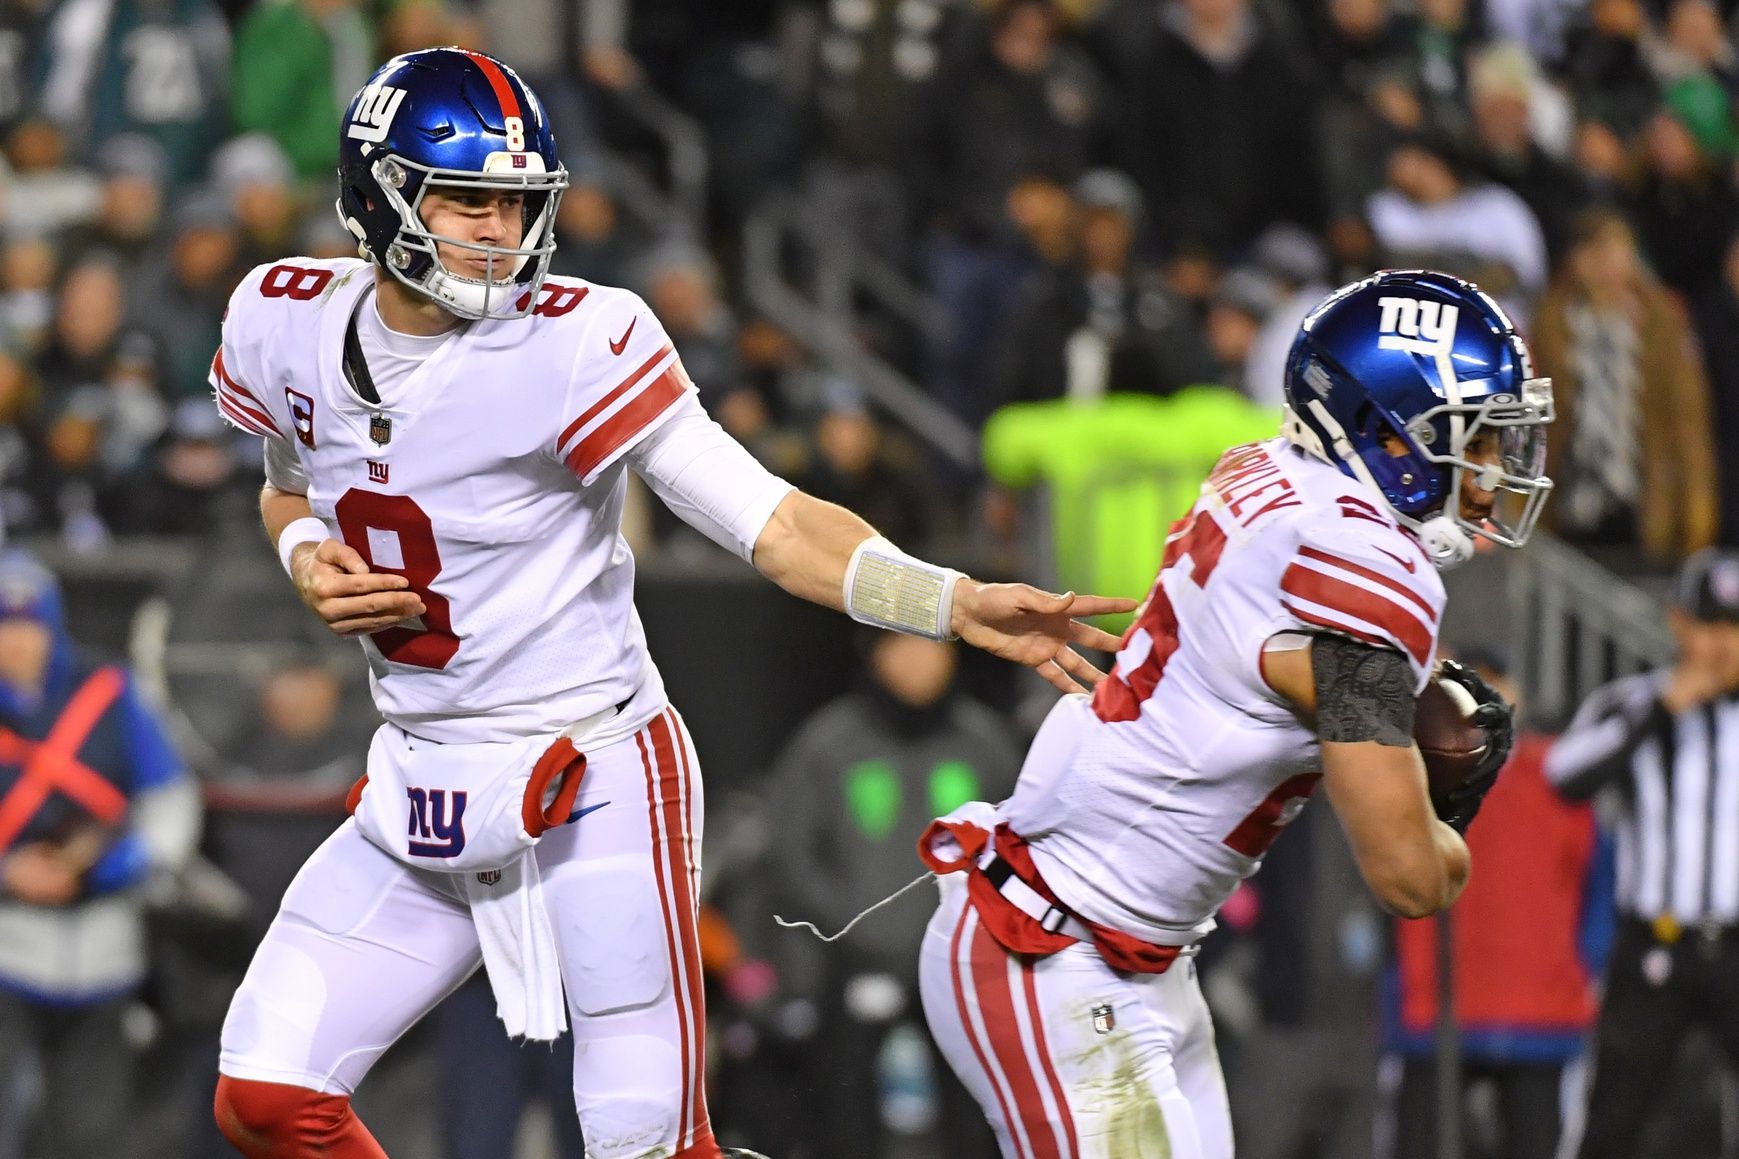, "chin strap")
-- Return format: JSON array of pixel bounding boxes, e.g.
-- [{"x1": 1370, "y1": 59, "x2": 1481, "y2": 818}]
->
[{"x1": 1413, "y1": 514, "x2": 1476, "y2": 571}]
